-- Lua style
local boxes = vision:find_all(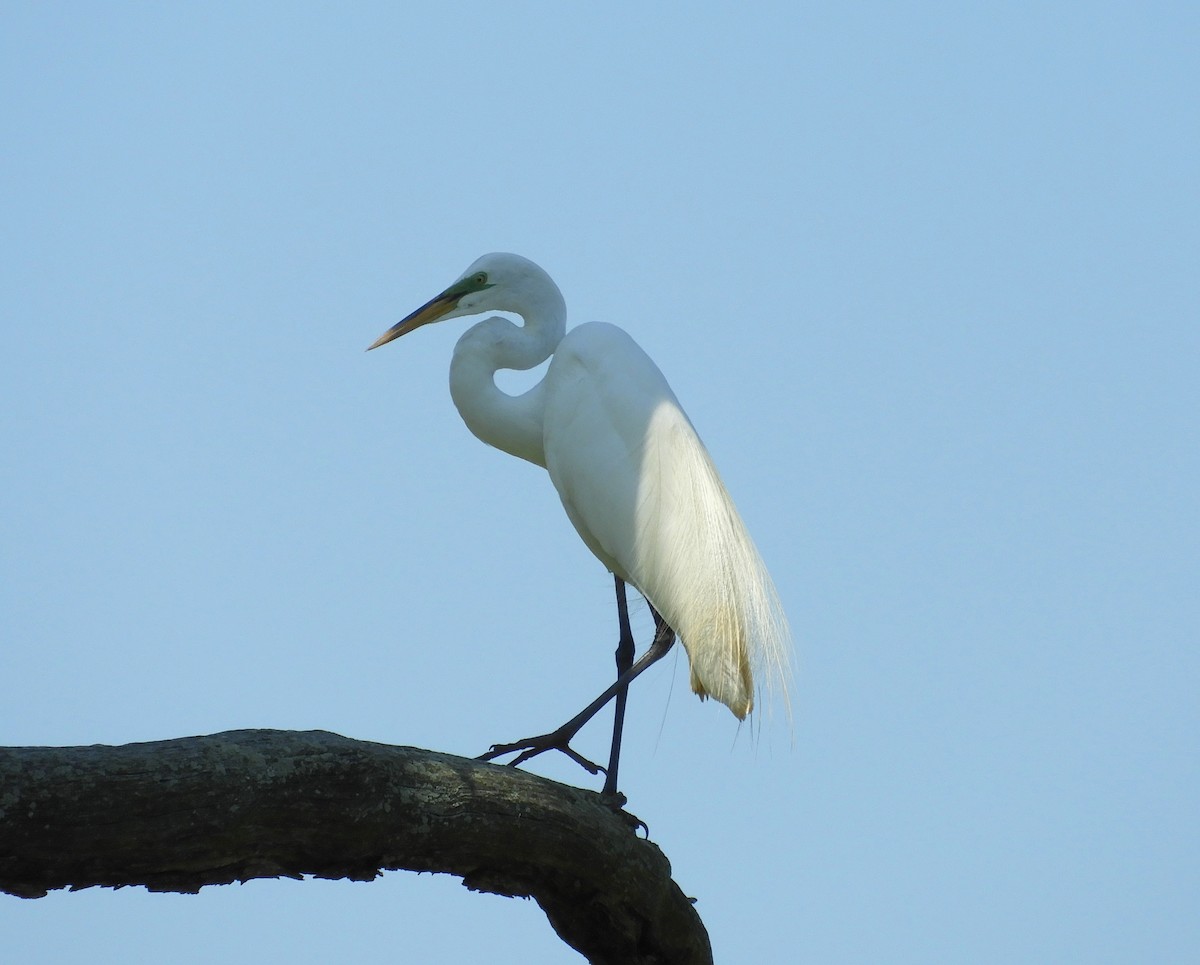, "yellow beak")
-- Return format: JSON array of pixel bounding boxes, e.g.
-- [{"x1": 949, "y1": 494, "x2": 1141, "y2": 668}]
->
[{"x1": 367, "y1": 290, "x2": 459, "y2": 351}]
